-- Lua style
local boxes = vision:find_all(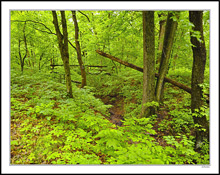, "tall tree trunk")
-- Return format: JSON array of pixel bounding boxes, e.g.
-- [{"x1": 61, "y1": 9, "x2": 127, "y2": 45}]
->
[
  {"x1": 71, "y1": 11, "x2": 87, "y2": 88},
  {"x1": 26, "y1": 49, "x2": 31, "y2": 68},
  {"x1": 140, "y1": 11, "x2": 156, "y2": 118},
  {"x1": 18, "y1": 39, "x2": 24, "y2": 72},
  {"x1": 52, "y1": 11, "x2": 73, "y2": 98},
  {"x1": 18, "y1": 22, "x2": 28, "y2": 73},
  {"x1": 156, "y1": 12, "x2": 166, "y2": 66},
  {"x1": 189, "y1": 11, "x2": 209, "y2": 152},
  {"x1": 155, "y1": 12, "x2": 179, "y2": 102}
]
